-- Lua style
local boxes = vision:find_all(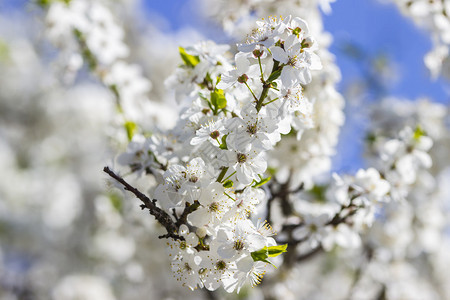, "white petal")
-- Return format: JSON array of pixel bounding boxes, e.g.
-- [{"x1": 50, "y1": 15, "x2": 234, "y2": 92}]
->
[{"x1": 271, "y1": 46, "x2": 289, "y2": 64}]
